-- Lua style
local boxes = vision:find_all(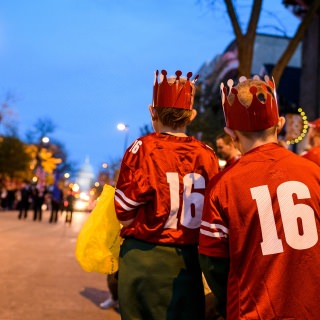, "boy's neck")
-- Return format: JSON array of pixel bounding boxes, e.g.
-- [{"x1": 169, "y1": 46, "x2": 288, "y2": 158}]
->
[
  {"x1": 161, "y1": 131, "x2": 188, "y2": 137},
  {"x1": 158, "y1": 125, "x2": 188, "y2": 137}
]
